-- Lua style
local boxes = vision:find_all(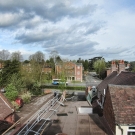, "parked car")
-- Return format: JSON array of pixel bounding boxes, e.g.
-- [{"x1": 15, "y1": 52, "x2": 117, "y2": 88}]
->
[{"x1": 15, "y1": 98, "x2": 23, "y2": 107}]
